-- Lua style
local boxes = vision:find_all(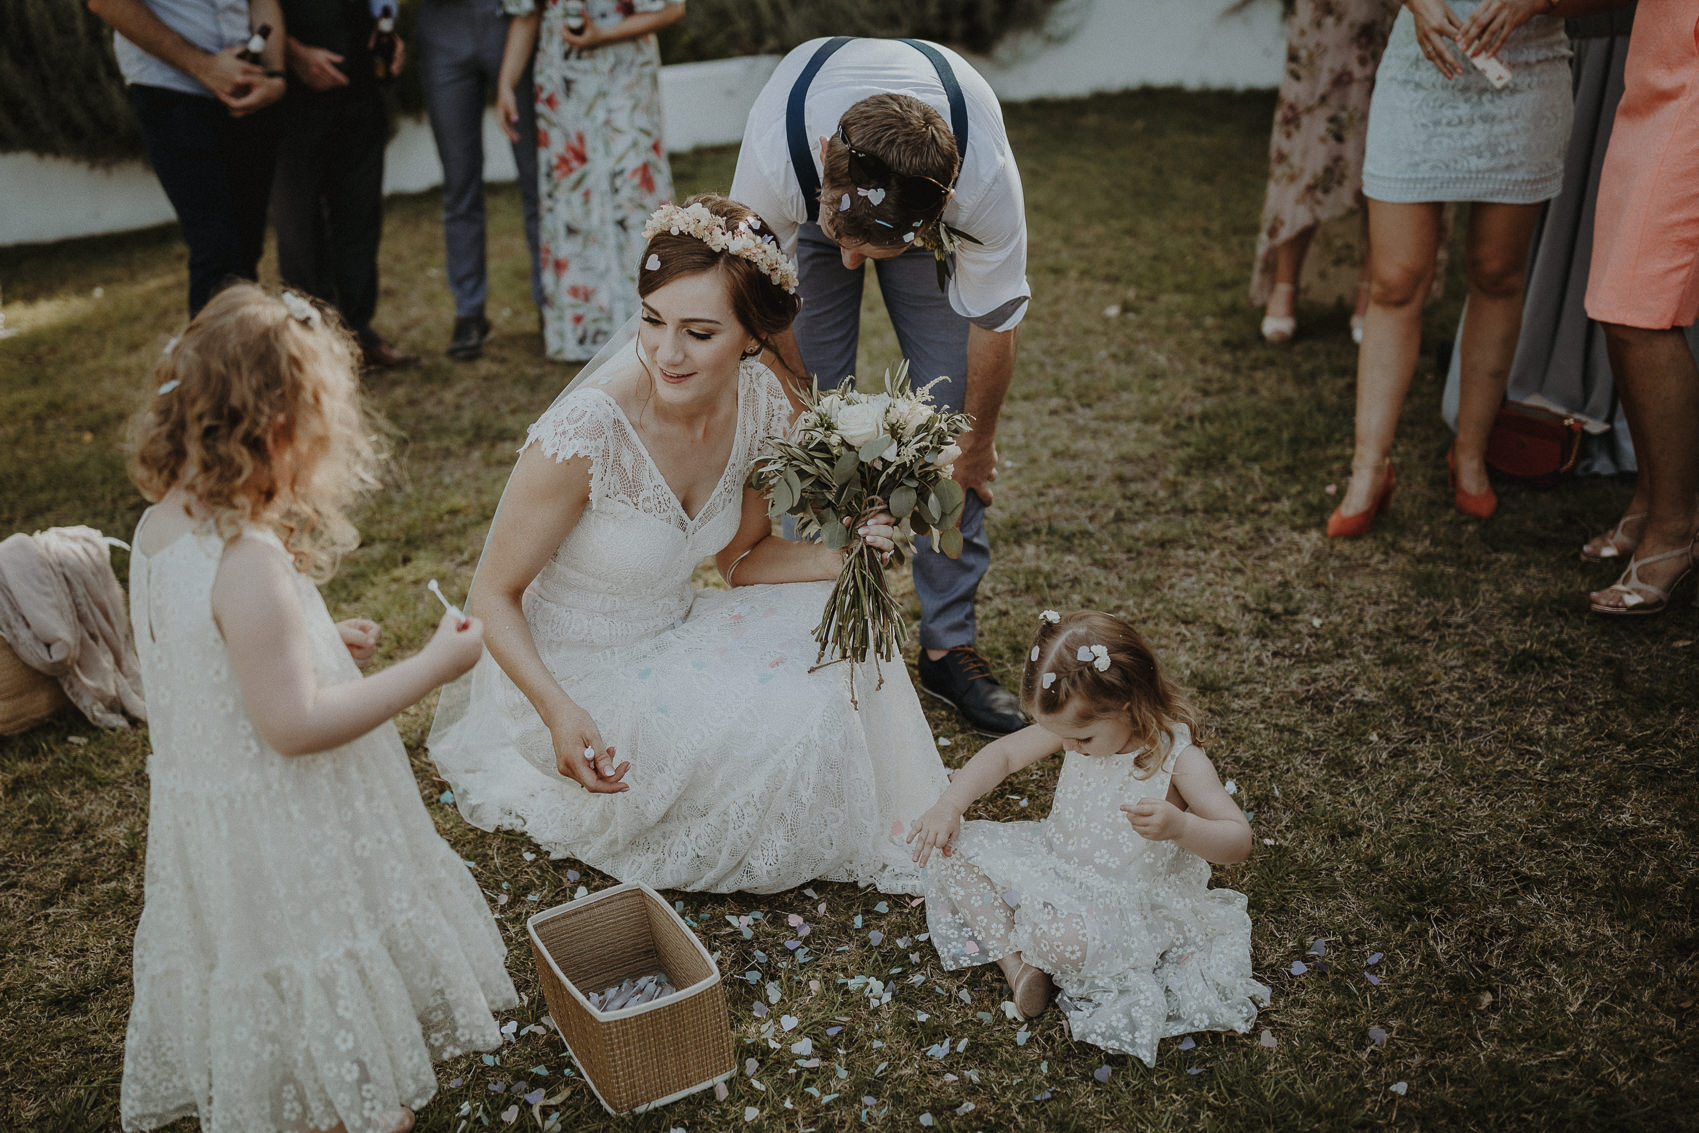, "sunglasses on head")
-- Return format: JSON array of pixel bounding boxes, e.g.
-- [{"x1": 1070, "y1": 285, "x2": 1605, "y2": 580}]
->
[{"x1": 837, "y1": 125, "x2": 954, "y2": 218}]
